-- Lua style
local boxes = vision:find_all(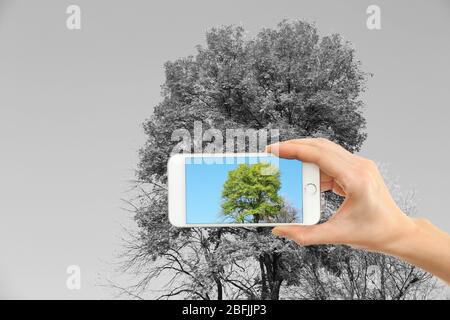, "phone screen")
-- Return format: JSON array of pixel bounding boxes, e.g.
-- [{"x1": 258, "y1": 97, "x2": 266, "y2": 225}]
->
[{"x1": 185, "y1": 155, "x2": 303, "y2": 224}]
